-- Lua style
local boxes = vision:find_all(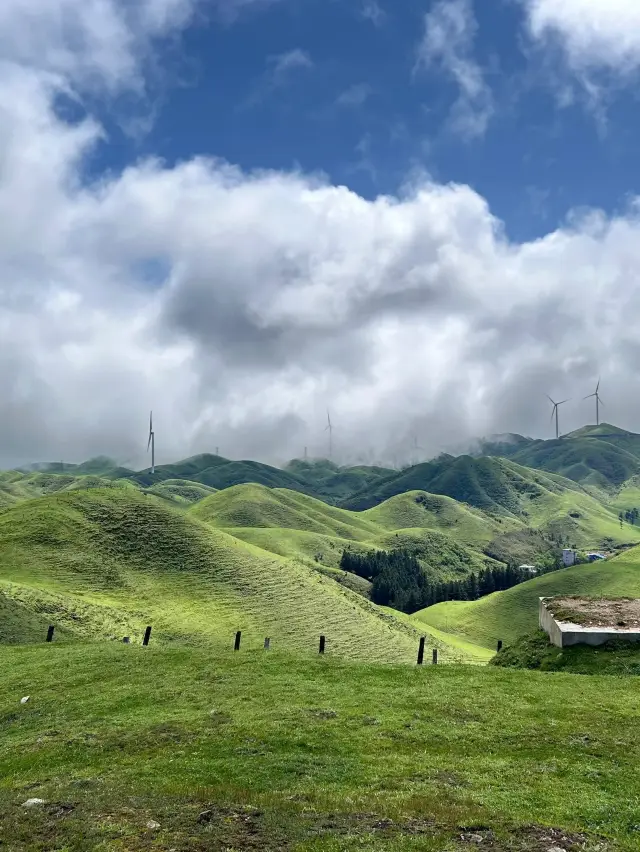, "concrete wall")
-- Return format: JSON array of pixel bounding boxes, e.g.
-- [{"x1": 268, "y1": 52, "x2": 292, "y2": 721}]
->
[
  {"x1": 539, "y1": 597, "x2": 640, "y2": 647},
  {"x1": 539, "y1": 598, "x2": 564, "y2": 647}
]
